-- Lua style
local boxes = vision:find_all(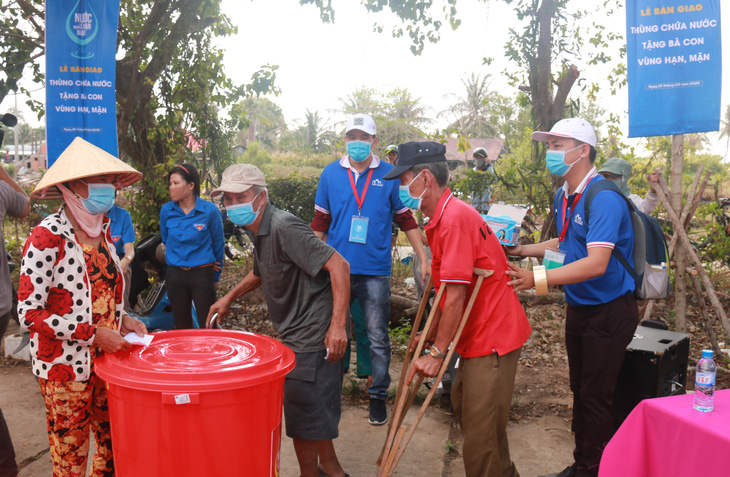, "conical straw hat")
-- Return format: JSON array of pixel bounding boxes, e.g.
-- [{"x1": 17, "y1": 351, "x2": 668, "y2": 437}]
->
[{"x1": 32, "y1": 137, "x2": 142, "y2": 200}]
